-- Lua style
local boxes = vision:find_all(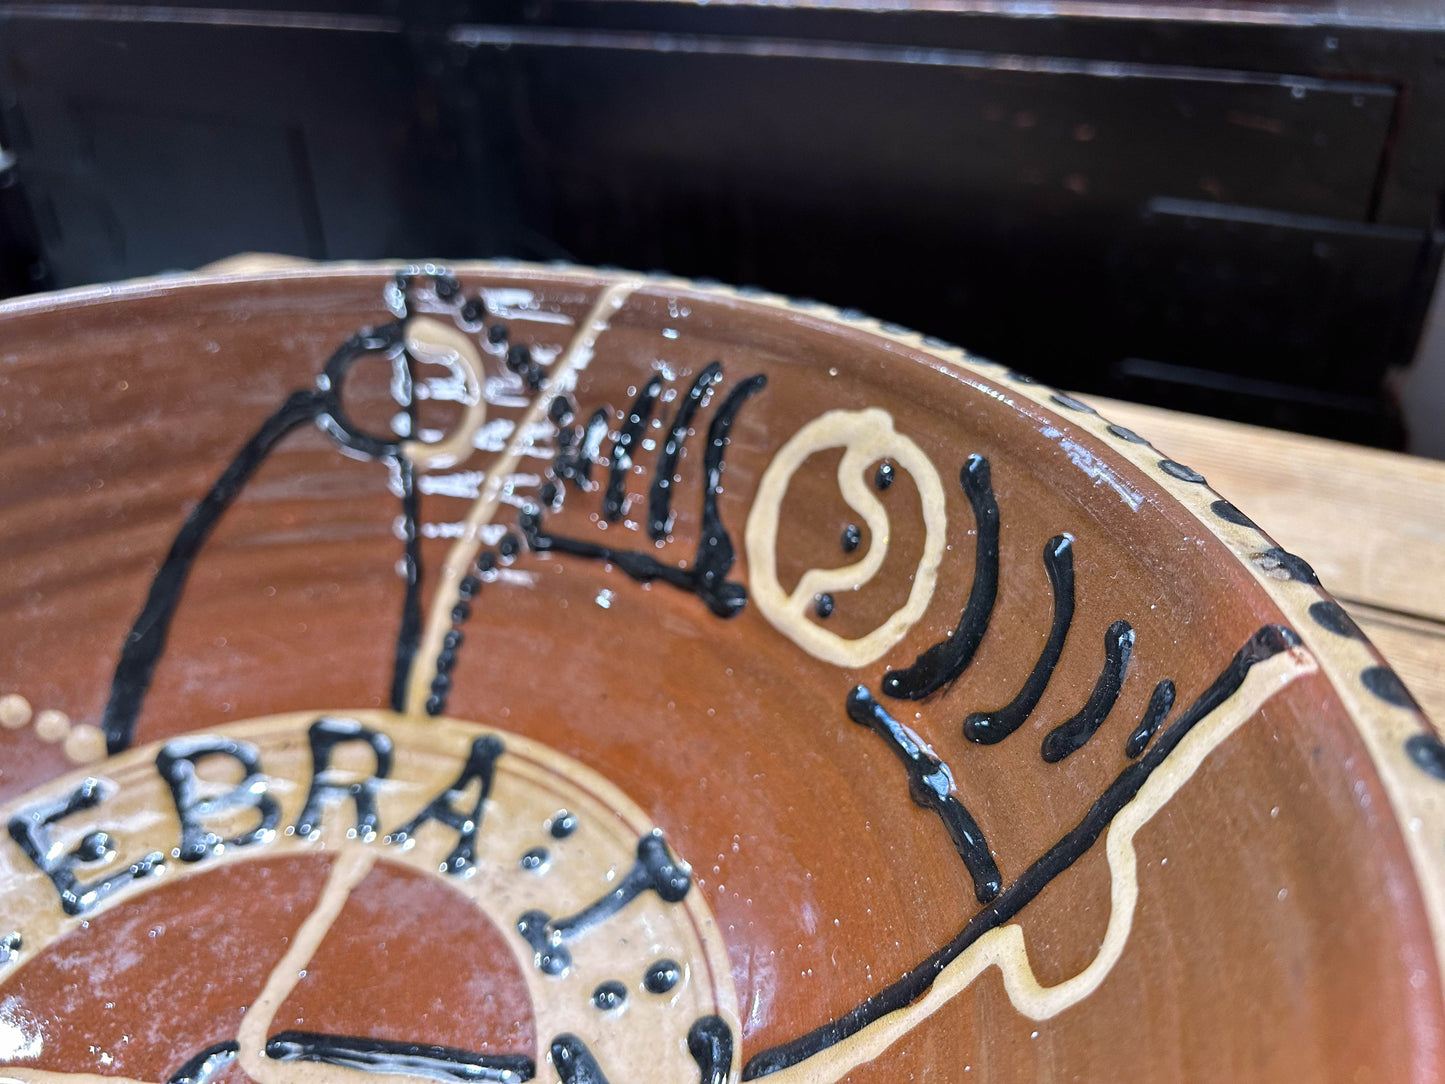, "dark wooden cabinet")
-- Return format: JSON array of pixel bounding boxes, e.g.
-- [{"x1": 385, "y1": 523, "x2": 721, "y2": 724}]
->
[{"x1": 2, "y1": 0, "x2": 1442, "y2": 444}]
